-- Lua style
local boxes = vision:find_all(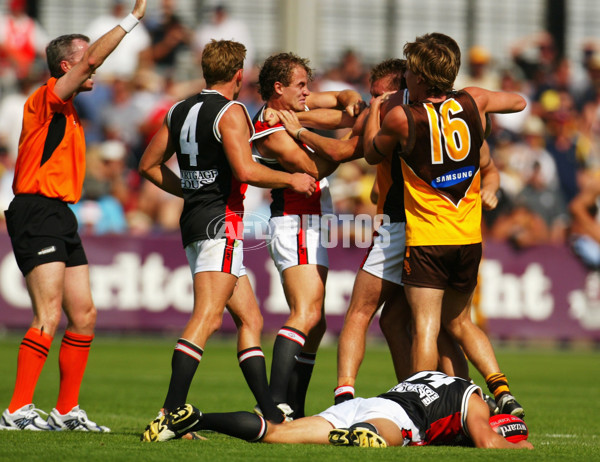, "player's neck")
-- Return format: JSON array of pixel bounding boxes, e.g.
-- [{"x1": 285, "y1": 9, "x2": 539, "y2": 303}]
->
[{"x1": 208, "y1": 81, "x2": 237, "y2": 101}]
